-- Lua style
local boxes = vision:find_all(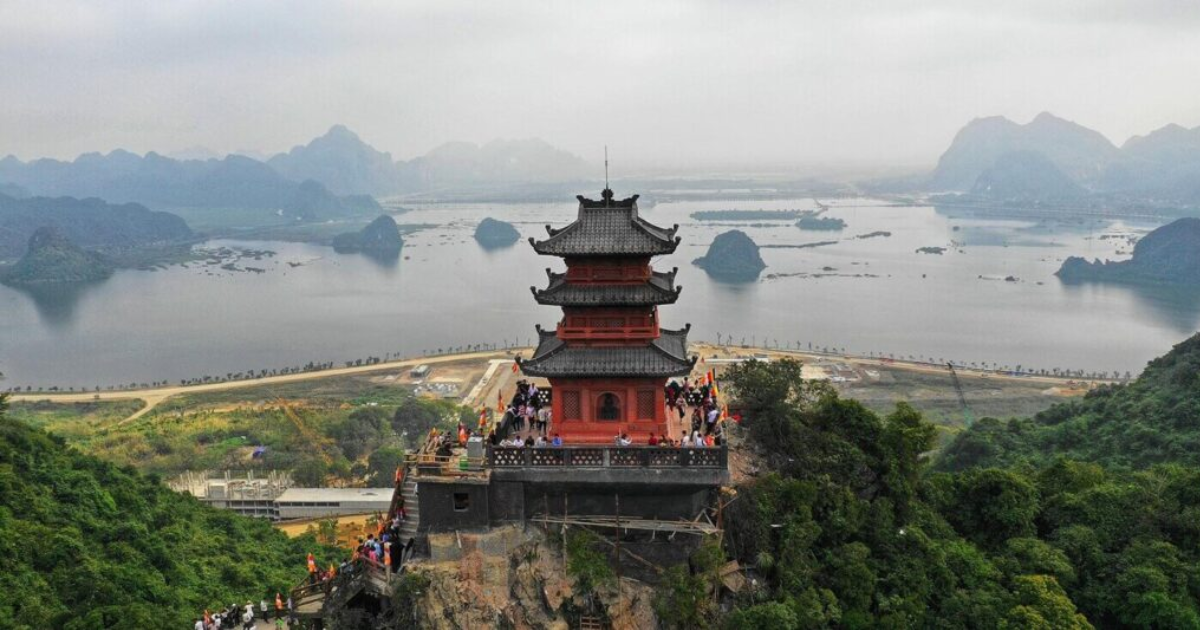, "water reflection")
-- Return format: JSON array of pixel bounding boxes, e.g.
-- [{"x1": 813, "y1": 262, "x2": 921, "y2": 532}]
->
[
  {"x1": 12, "y1": 280, "x2": 104, "y2": 329},
  {"x1": 1059, "y1": 279, "x2": 1200, "y2": 335}
]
